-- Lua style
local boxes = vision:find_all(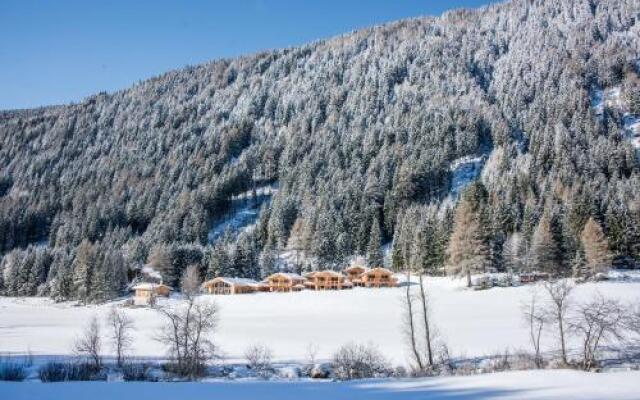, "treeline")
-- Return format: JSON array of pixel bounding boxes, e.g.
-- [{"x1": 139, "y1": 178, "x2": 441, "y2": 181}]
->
[{"x1": 1, "y1": 0, "x2": 640, "y2": 301}]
